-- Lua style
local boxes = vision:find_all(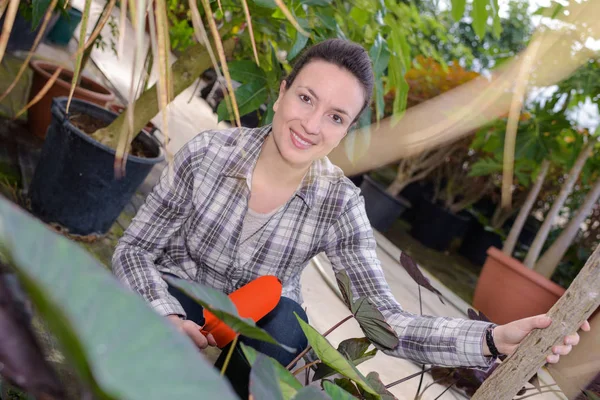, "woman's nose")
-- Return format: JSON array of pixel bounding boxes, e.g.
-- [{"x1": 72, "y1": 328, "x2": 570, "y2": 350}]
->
[{"x1": 301, "y1": 110, "x2": 321, "y2": 135}]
